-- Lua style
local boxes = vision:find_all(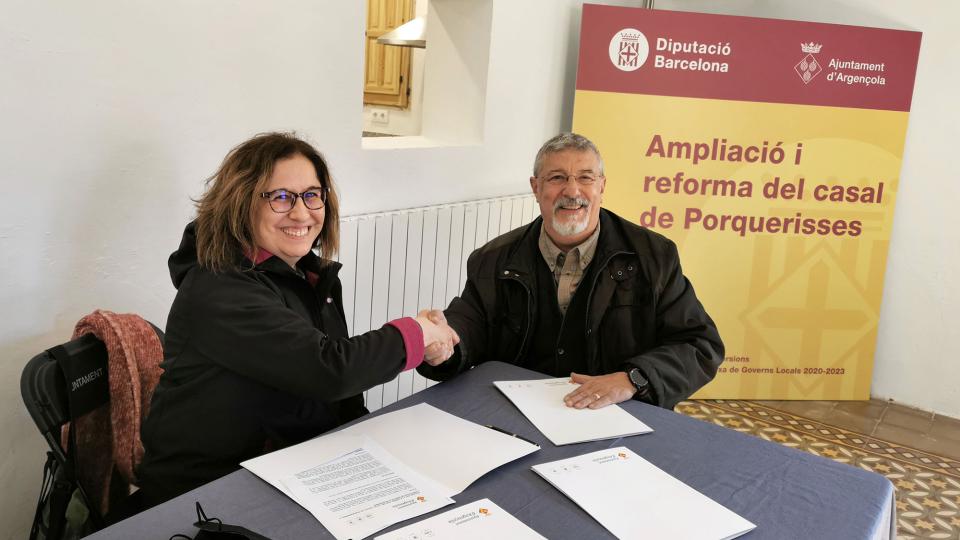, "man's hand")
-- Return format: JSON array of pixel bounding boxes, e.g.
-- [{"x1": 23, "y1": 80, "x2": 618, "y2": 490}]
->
[
  {"x1": 563, "y1": 372, "x2": 636, "y2": 409},
  {"x1": 415, "y1": 309, "x2": 459, "y2": 366}
]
